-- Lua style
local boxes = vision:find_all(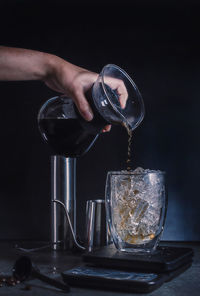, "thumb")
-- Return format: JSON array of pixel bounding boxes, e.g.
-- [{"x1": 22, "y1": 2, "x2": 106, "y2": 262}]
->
[{"x1": 73, "y1": 89, "x2": 94, "y2": 121}]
